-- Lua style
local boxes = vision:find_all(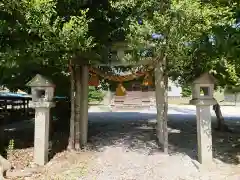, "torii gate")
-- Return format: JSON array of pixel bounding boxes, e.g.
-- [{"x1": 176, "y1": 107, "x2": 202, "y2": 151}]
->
[
  {"x1": 67, "y1": 41, "x2": 168, "y2": 152},
  {"x1": 73, "y1": 61, "x2": 168, "y2": 154},
  {"x1": 28, "y1": 42, "x2": 215, "y2": 167},
  {"x1": 70, "y1": 63, "x2": 216, "y2": 166}
]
